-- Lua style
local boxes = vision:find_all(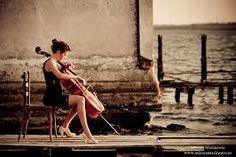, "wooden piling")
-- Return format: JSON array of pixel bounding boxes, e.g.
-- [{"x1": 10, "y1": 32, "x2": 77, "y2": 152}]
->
[
  {"x1": 157, "y1": 35, "x2": 164, "y2": 81},
  {"x1": 157, "y1": 34, "x2": 235, "y2": 105},
  {"x1": 227, "y1": 85, "x2": 233, "y2": 104},
  {"x1": 187, "y1": 86, "x2": 195, "y2": 106},
  {"x1": 175, "y1": 86, "x2": 181, "y2": 103},
  {"x1": 218, "y1": 86, "x2": 224, "y2": 103},
  {"x1": 201, "y1": 34, "x2": 207, "y2": 83}
]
